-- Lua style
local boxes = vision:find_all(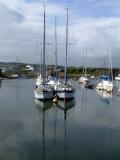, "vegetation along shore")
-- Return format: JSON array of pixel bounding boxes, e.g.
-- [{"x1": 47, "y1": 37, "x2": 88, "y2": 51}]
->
[{"x1": 0, "y1": 62, "x2": 119, "y2": 80}]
